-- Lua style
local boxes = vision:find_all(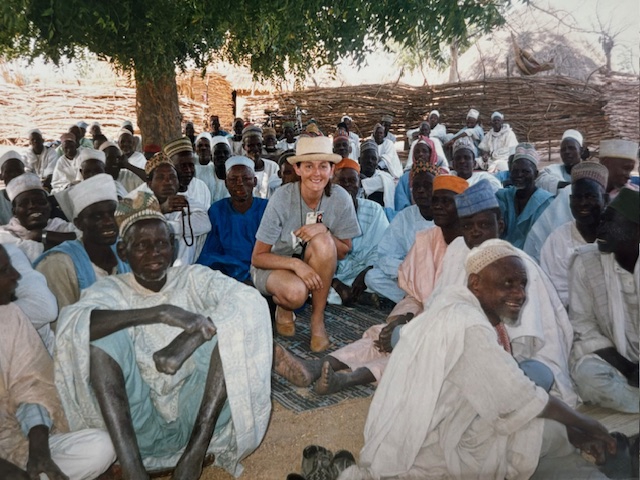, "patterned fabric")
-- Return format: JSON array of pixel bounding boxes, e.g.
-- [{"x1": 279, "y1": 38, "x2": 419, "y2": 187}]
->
[
  {"x1": 145, "y1": 152, "x2": 173, "y2": 175},
  {"x1": 163, "y1": 137, "x2": 193, "y2": 158},
  {"x1": 513, "y1": 142, "x2": 540, "y2": 168},
  {"x1": 494, "y1": 323, "x2": 513, "y2": 355},
  {"x1": 465, "y1": 239, "x2": 520, "y2": 274},
  {"x1": 571, "y1": 161, "x2": 608, "y2": 189},
  {"x1": 433, "y1": 175, "x2": 468, "y2": 194},
  {"x1": 115, "y1": 191, "x2": 165, "y2": 237}
]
